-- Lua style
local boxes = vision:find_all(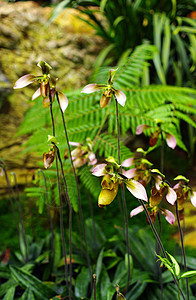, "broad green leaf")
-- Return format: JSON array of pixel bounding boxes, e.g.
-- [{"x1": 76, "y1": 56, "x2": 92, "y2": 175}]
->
[
  {"x1": 75, "y1": 267, "x2": 90, "y2": 298},
  {"x1": 3, "y1": 286, "x2": 15, "y2": 300},
  {"x1": 9, "y1": 266, "x2": 55, "y2": 299}
]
